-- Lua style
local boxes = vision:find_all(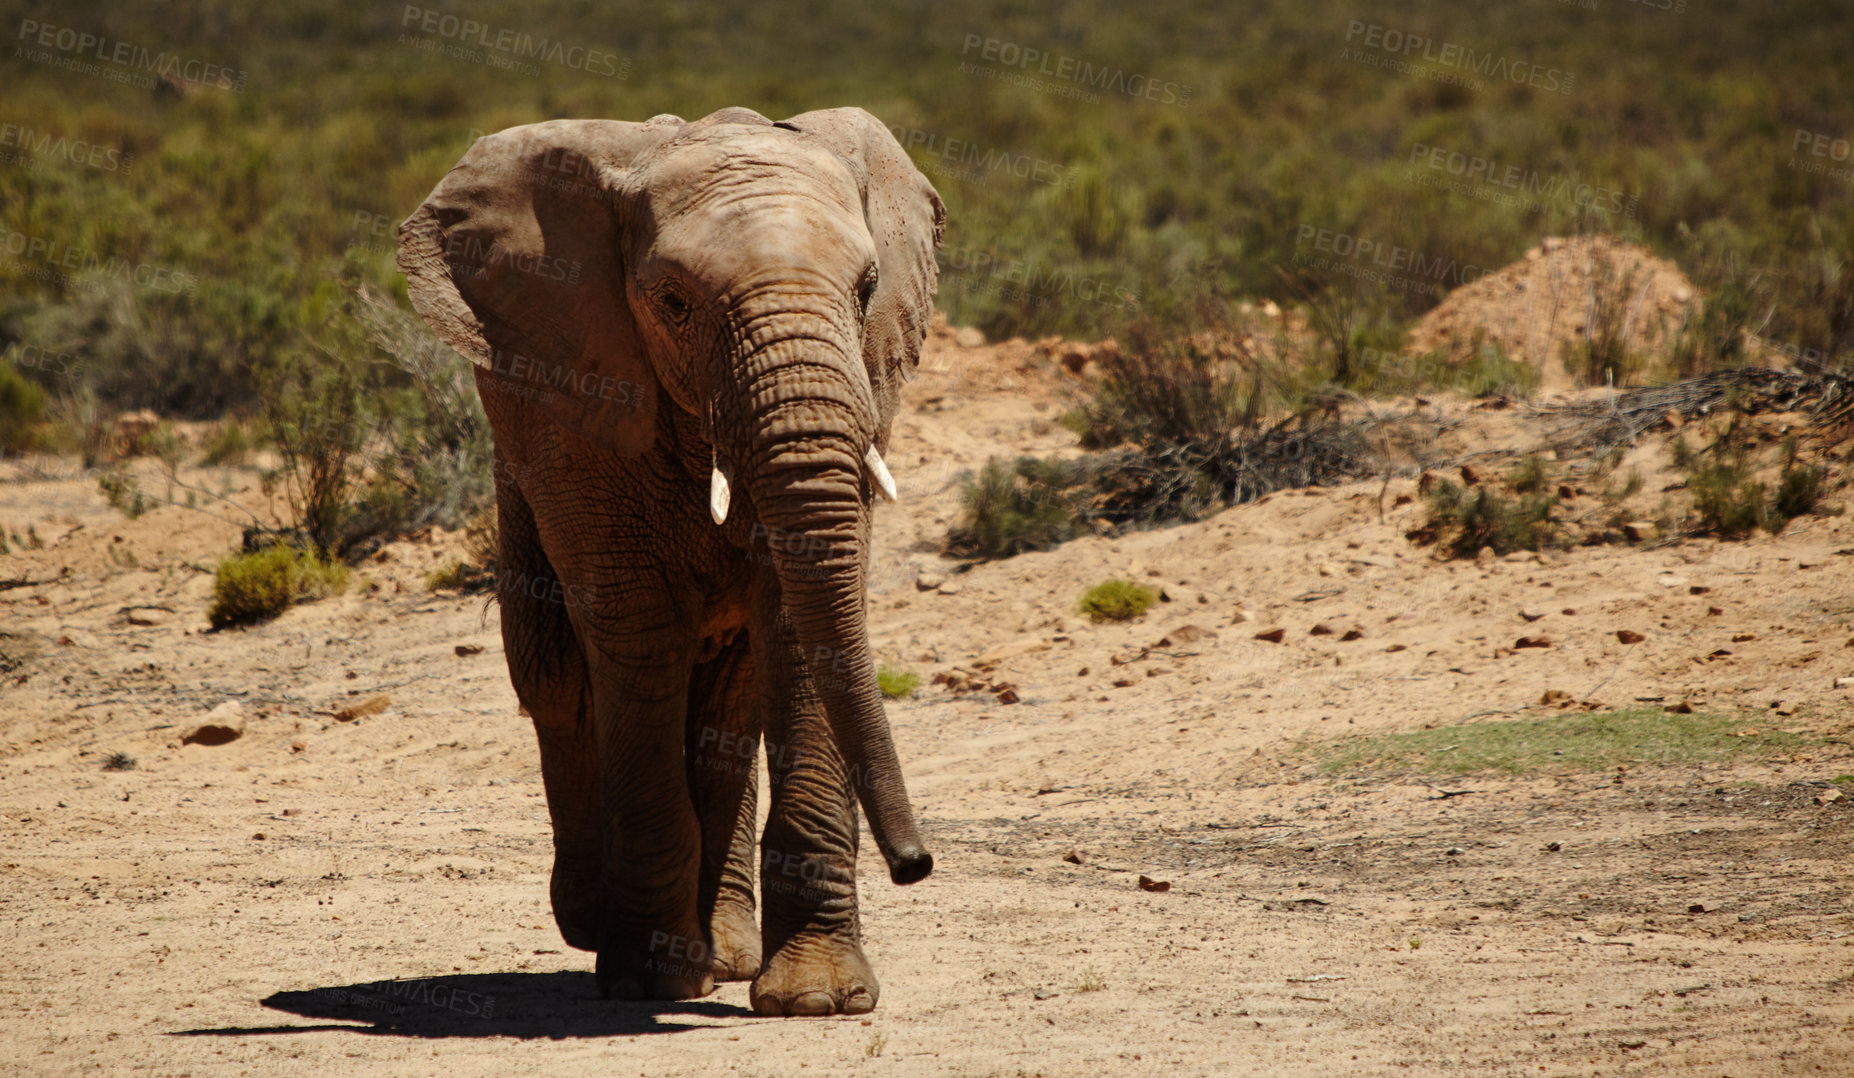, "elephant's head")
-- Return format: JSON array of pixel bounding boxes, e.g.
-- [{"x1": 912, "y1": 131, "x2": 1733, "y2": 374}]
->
[{"x1": 398, "y1": 107, "x2": 943, "y2": 885}]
